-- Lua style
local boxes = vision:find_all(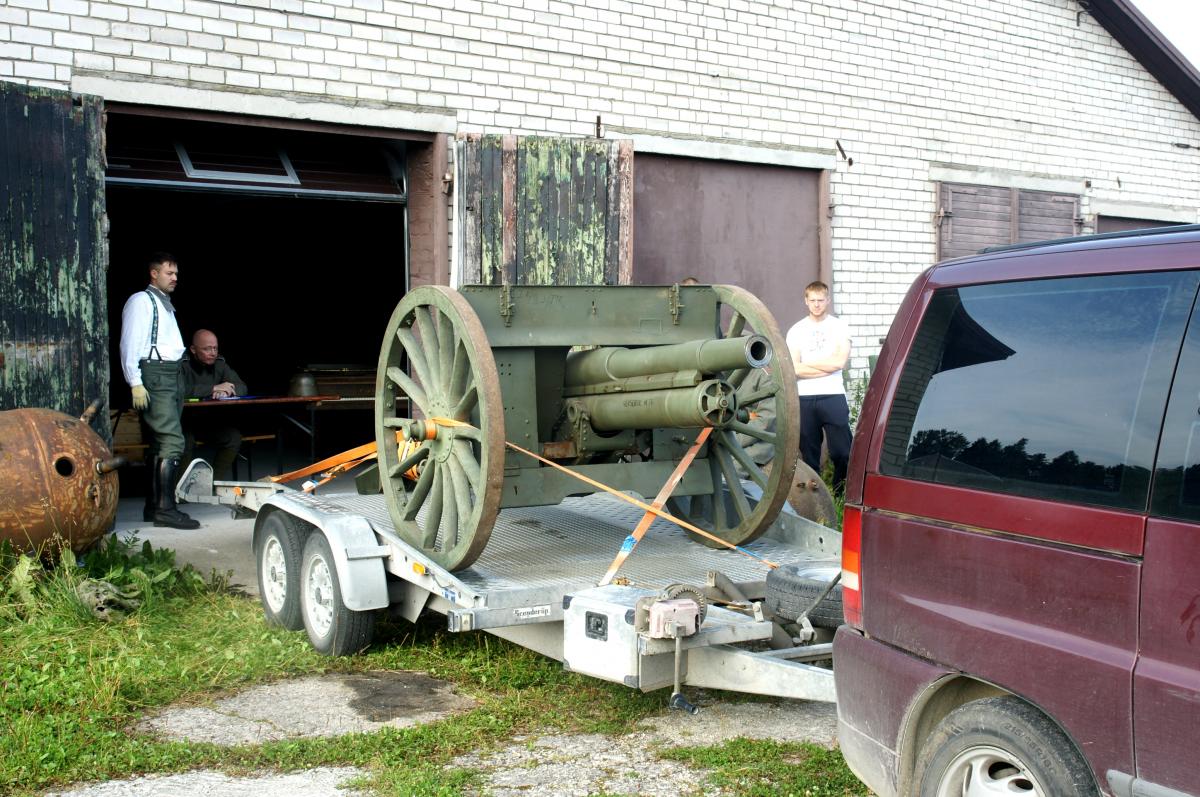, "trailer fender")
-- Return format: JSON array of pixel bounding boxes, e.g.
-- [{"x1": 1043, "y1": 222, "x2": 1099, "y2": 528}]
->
[{"x1": 257, "y1": 496, "x2": 390, "y2": 611}]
